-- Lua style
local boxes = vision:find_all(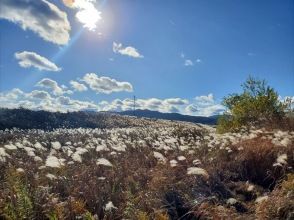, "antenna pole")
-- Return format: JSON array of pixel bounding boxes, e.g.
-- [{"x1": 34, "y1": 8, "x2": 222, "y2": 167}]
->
[{"x1": 133, "y1": 95, "x2": 136, "y2": 116}]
